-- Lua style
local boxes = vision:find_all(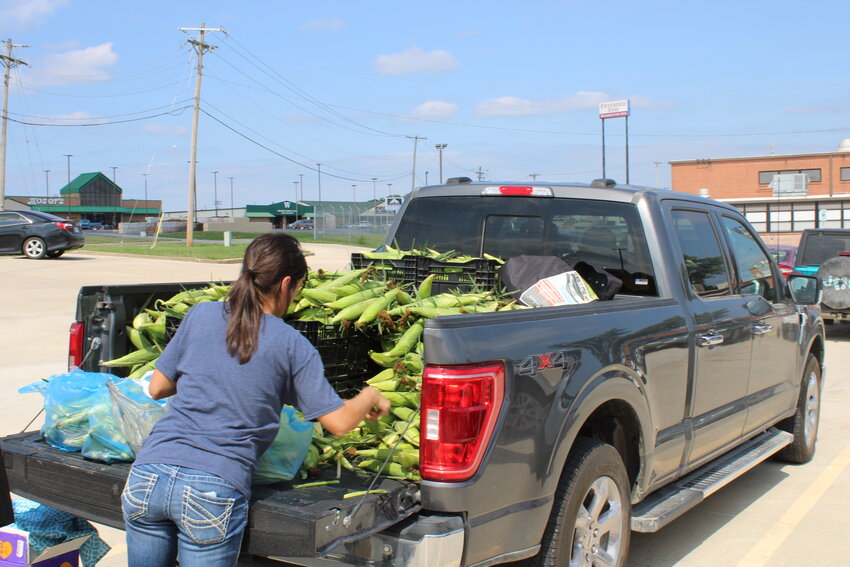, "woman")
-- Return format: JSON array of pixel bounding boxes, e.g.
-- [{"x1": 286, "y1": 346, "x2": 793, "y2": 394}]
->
[{"x1": 121, "y1": 233, "x2": 390, "y2": 567}]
